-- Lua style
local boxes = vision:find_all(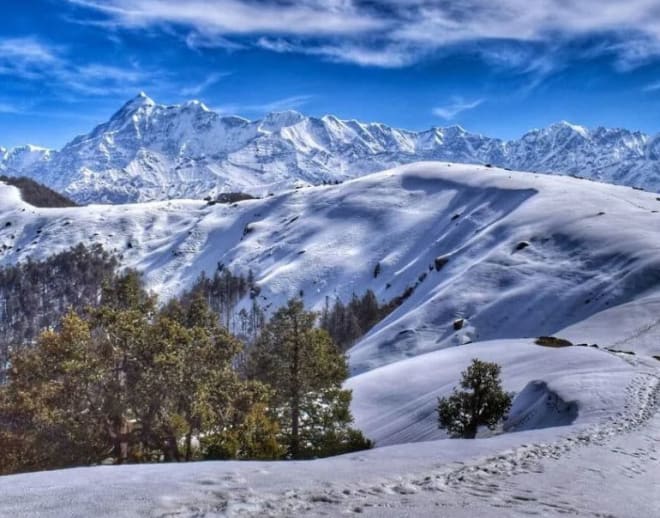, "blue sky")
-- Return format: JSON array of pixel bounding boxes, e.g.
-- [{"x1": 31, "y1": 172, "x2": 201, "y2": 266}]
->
[{"x1": 1, "y1": 0, "x2": 660, "y2": 149}]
